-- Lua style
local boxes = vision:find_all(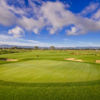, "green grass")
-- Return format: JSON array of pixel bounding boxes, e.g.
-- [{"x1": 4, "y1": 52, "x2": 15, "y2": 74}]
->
[
  {"x1": 0, "y1": 80, "x2": 100, "y2": 100},
  {"x1": 0, "y1": 50, "x2": 100, "y2": 100},
  {"x1": 0, "y1": 60, "x2": 100, "y2": 83}
]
